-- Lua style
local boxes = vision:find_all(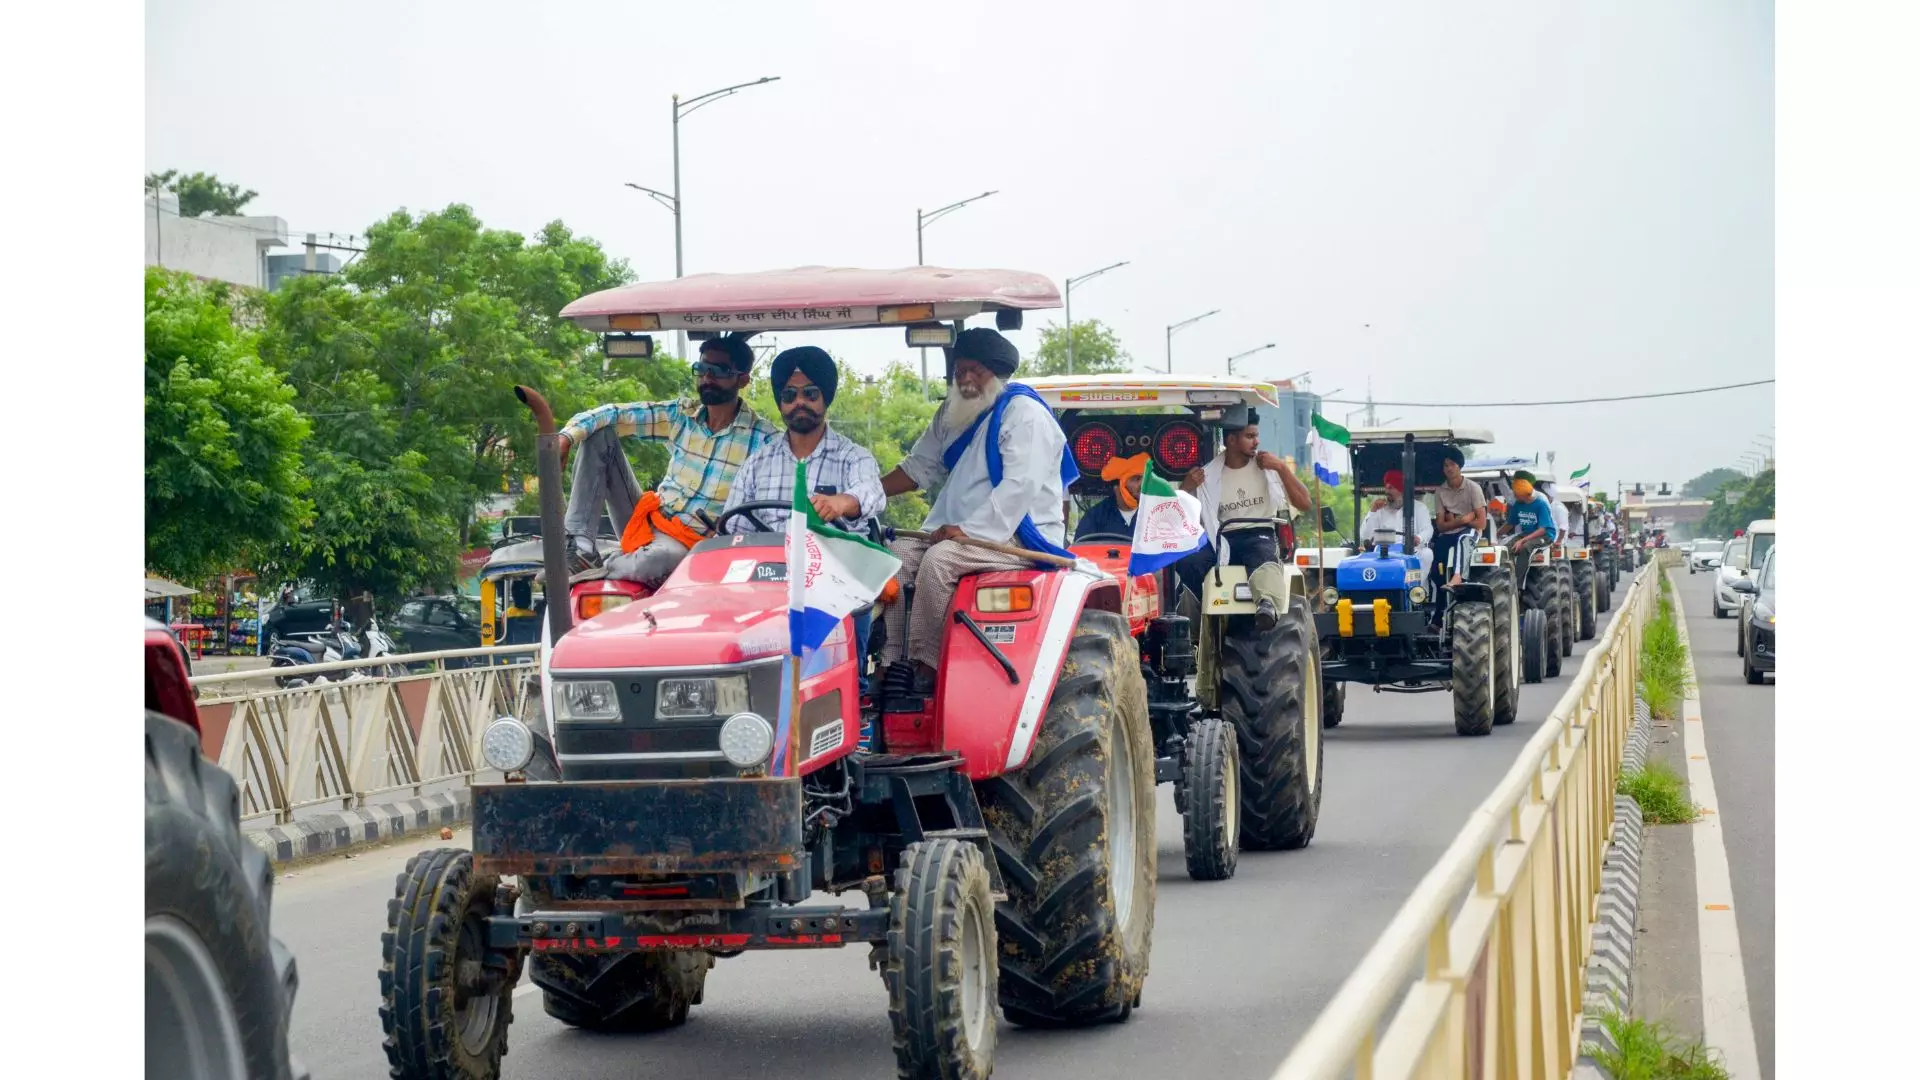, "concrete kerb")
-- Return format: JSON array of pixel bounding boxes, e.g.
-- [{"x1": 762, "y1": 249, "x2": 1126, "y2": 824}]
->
[
  {"x1": 1571, "y1": 692, "x2": 1654, "y2": 1077},
  {"x1": 247, "y1": 790, "x2": 469, "y2": 865}
]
